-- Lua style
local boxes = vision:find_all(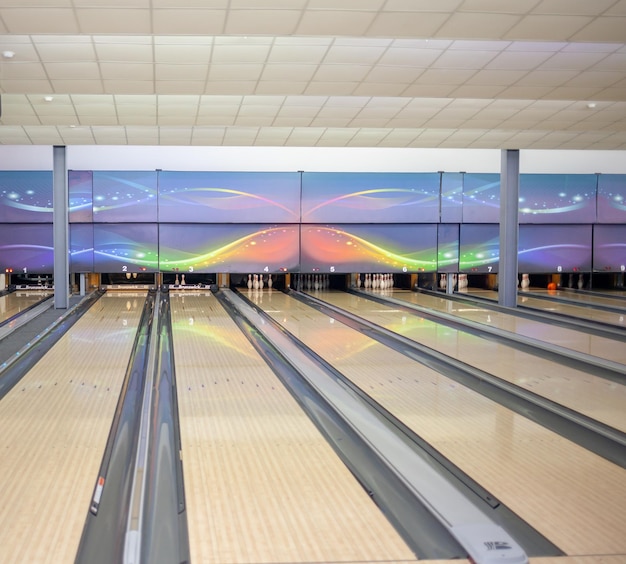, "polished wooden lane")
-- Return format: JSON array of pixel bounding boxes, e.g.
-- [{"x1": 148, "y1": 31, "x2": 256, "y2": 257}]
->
[
  {"x1": 467, "y1": 288, "x2": 626, "y2": 327},
  {"x1": 0, "y1": 292, "x2": 146, "y2": 563},
  {"x1": 529, "y1": 288, "x2": 626, "y2": 309},
  {"x1": 0, "y1": 291, "x2": 52, "y2": 323},
  {"x1": 254, "y1": 290, "x2": 626, "y2": 559},
  {"x1": 170, "y1": 292, "x2": 417, "y2": 564},
  {"x1": 318, "y1": 290, "x2": 626, "y2": 433},
  {"x1": 391, "y1": 289, "x2": 626, "y2": 366}
]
